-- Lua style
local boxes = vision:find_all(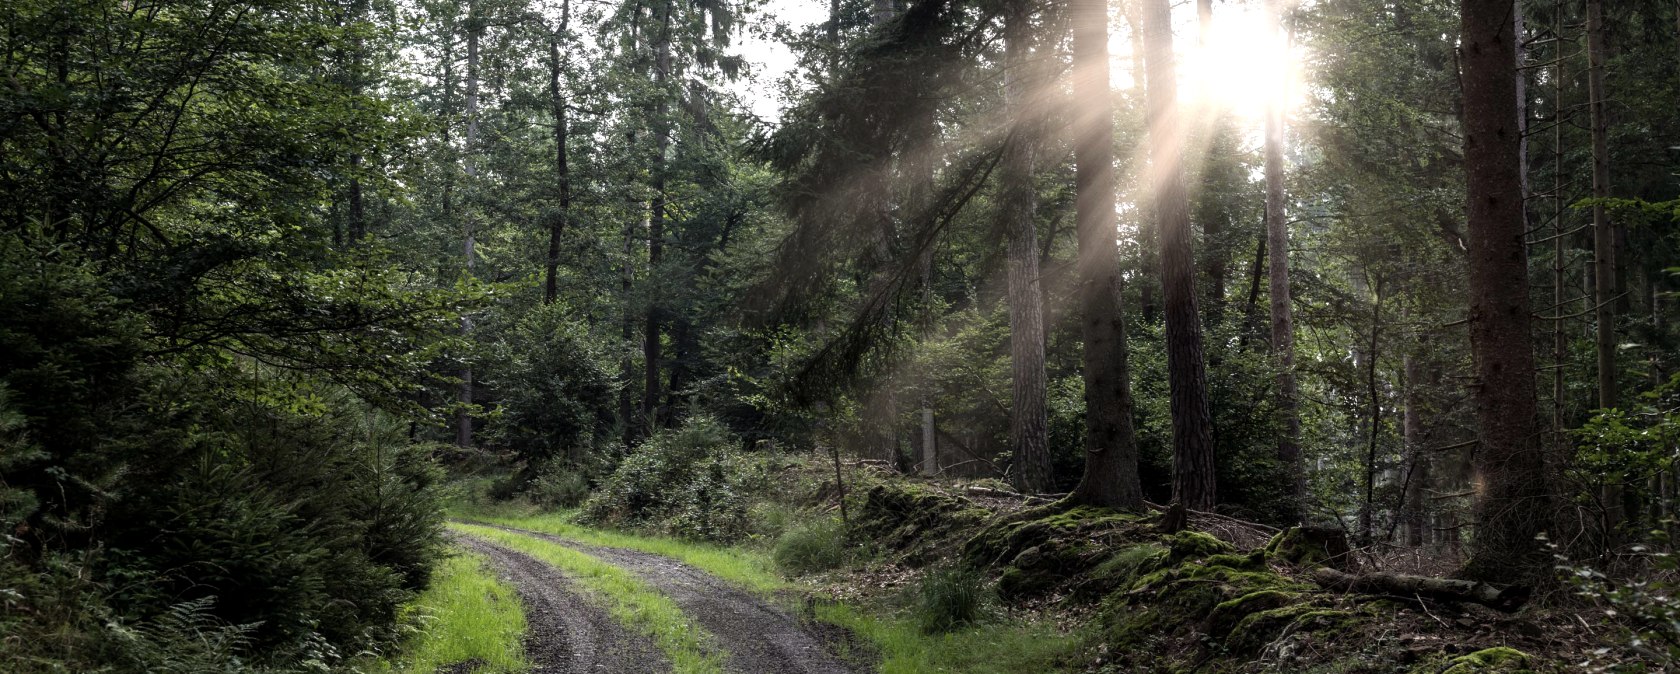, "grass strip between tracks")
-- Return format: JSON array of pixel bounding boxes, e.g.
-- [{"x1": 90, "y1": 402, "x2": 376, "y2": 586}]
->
[{"x1": 449, "y1": 522, "x2": 726, "y2": 674}]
